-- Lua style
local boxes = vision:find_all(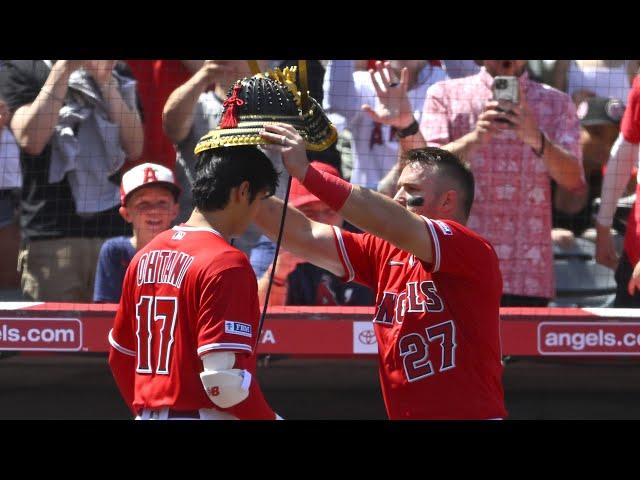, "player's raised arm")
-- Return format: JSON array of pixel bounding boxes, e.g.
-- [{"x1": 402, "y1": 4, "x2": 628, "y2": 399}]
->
[
  {"x1": 260, "y1": 124, "x2": 435, "y2": 264},
  {"x1": 253, "y1": 195, "x2": 346, "y2": 278}
]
